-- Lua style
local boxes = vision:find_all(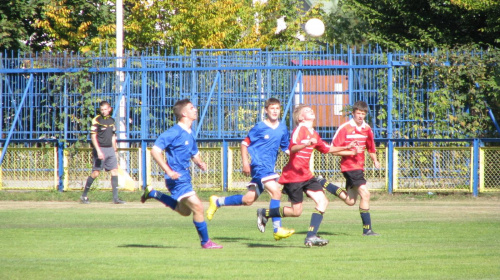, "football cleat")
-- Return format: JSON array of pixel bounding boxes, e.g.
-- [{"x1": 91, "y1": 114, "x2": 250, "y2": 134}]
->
[
  {"x1": 206, "y1": 195, "x2": 219, "y2": 221},
  {"x1": 304, "y1": 235, "x2": 329, "y2": 247},
  {"x1": 80, "y1": 196, "x2": 90, "y2": 204},
  {"x1": 363, "y1": 230, "x2": 380, "y2": 236},
  {"x1": 140, "y1": 186, "x2": 153, "y2": 203},
  {"x1": 201, "y1": 239, "x2": 223, "y2": 249},
  {"x1": 273, "y1": 227, "x2": 295, "y2": 241},
  {"x1": 256, "y1": 208, "x2": 268, "y2": 233}
]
